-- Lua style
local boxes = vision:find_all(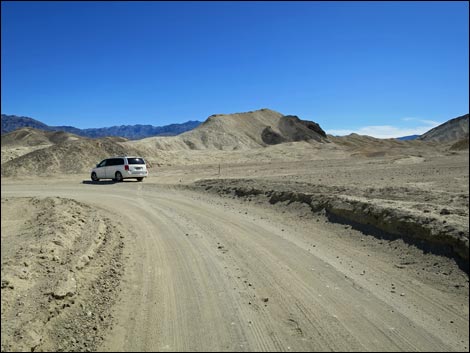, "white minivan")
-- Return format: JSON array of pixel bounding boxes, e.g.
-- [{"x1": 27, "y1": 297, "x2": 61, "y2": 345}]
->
[{"x1": 91, "y1": 156, "x2": 148, "y2": 182}]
